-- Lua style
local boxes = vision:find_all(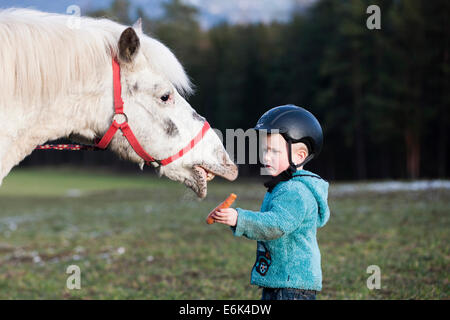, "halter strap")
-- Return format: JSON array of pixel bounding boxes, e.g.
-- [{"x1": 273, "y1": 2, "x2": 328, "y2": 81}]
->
[{"x1": 94, "y1": 57, "x2": 210, "y2": 167}]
